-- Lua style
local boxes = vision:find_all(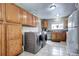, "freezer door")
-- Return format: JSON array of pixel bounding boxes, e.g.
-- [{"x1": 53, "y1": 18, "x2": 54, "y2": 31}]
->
[
  {"x1": 68, "y1": 13, "x2": 73, "y2": 28},
  {"x1": 73, "y1": 10, "x2": 79, "y2": 27},
  {"x1": 68, "y1": 10, "x2": 79, "y2": 27}
]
